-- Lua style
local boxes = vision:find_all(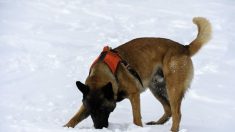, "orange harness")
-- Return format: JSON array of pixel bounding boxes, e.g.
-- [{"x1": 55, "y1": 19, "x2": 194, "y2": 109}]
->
[
  {"x1": 91, "y1": 46, "x2": 121, "y2": 74},
  {"x1": 90, "y1": 46, "x2": 143, "y2": 86}
]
